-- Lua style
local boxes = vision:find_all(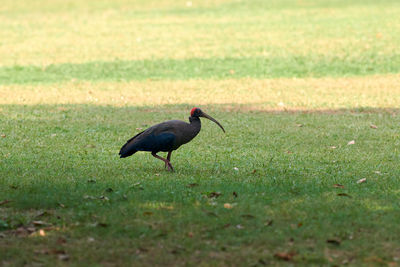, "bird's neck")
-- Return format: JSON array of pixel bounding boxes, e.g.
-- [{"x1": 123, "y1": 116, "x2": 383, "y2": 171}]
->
[{"x1": 189, "y1": 116, "x2": 201, "y2": 136}]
